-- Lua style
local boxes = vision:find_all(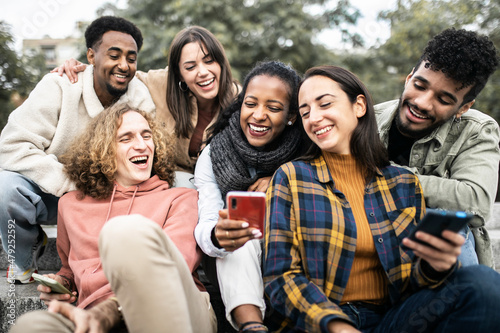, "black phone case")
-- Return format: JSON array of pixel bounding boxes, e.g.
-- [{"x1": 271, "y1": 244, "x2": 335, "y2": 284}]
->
[{"x1": 404, "y1": 209, "x2": 473, "y2": 248}]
